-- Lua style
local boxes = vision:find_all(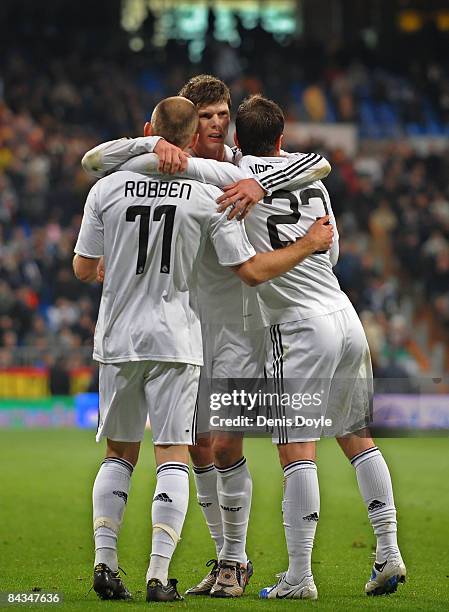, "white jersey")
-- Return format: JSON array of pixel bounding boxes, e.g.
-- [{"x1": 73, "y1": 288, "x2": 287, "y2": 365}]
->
[
  {"x1": 74, "y1": 171, "x2": 255, "y2": 364},
  {"x1": 81, "y1": 136, "x2": 332, "y2": 326},
  {"x1": 190, "y1": 146, "x2": 245, "y2": 324},
  {"x1": 239, "y1": 155, "x2": 351, "y2": 329},
  {"x1": 118, "y1": 147, "x2": 331, "y2": 325},
  {"x1": 188, "y1": 150, "x2": 332, "y2": 325}
]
